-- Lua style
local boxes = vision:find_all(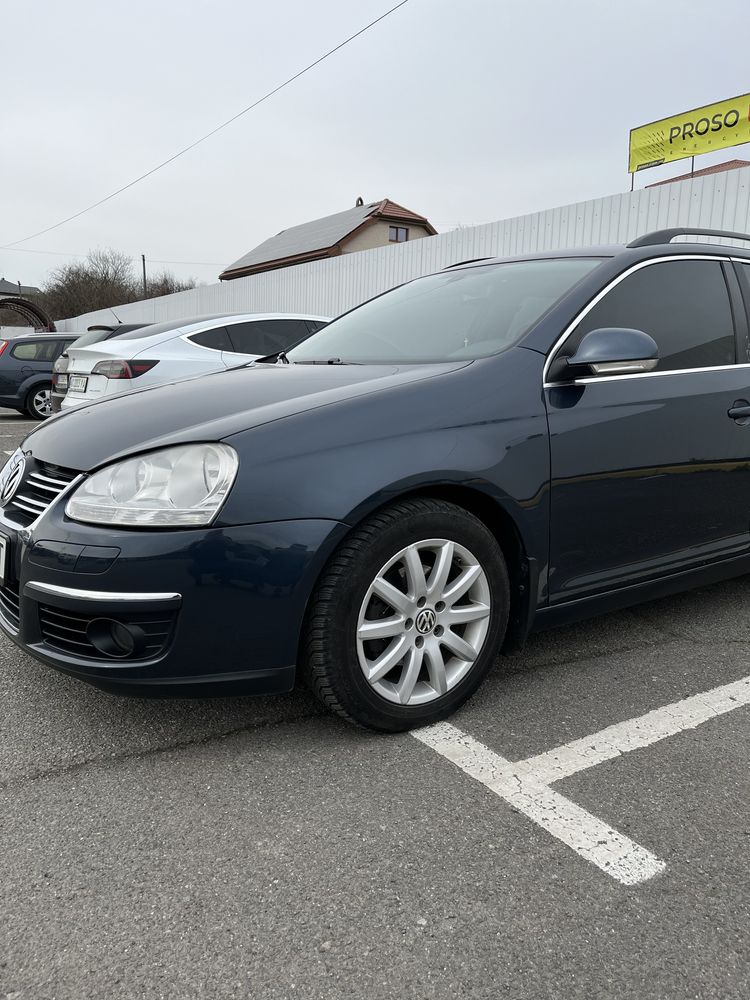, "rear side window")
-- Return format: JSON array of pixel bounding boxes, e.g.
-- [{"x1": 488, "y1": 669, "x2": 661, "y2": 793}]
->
[
  {"x1": 189, "y1": 327, "x2": 233, "y2": 352},
  {"x1": 10, "y1": 340, "x2": 61, "y2": 362},
  {"x1": 226, "y1": 320, "x2": 311, "y2": 355},
  {"x1": 568, "y1": 259, "x2": 735, "y2": 371}
]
